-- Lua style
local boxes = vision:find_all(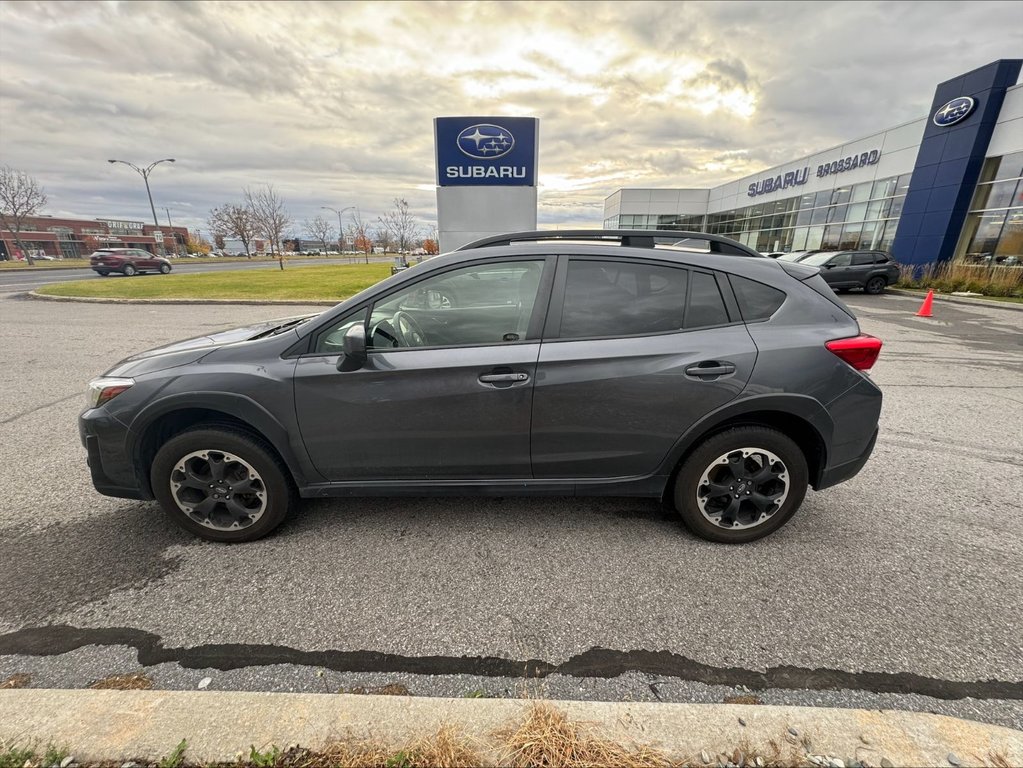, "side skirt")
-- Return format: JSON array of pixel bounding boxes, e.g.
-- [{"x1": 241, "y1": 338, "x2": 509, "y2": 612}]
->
[{"x1": 298, "y1": 475, "x2": 669, "y2": 499}]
